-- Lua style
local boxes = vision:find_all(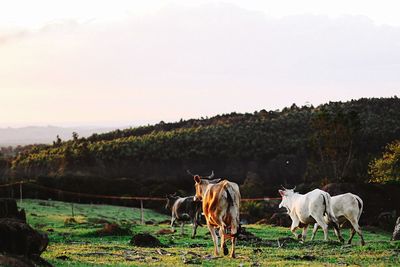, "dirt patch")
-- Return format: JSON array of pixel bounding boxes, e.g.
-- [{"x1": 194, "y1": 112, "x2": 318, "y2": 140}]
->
[
  {"x1": 181, "y1": 251, "x2": 222, "y2": 264},
  {"x1": 237, "y1": 227, "x2": 276, "y2": 247},
  {"x1": 87, "y1": 218, "x2": 110, "y2": 225},
  {"x1": 238, "y1": 227, "x2": 261, "y2": 242},
  {"x1": 155, "y1": 228, "x2": 175, "y2": 235},
  {"x1": 64, "y1": 217, "x2": 77, "y2": 225},
  {"x1": 97, "y1": 223, "x2": 132, "y2": 236},
  {"x1": 130, "y1": 233, "x2": 164, "y2": 247},
  {"x1": 284, "y1": 254, "x2": 316, "y2": 261}
]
